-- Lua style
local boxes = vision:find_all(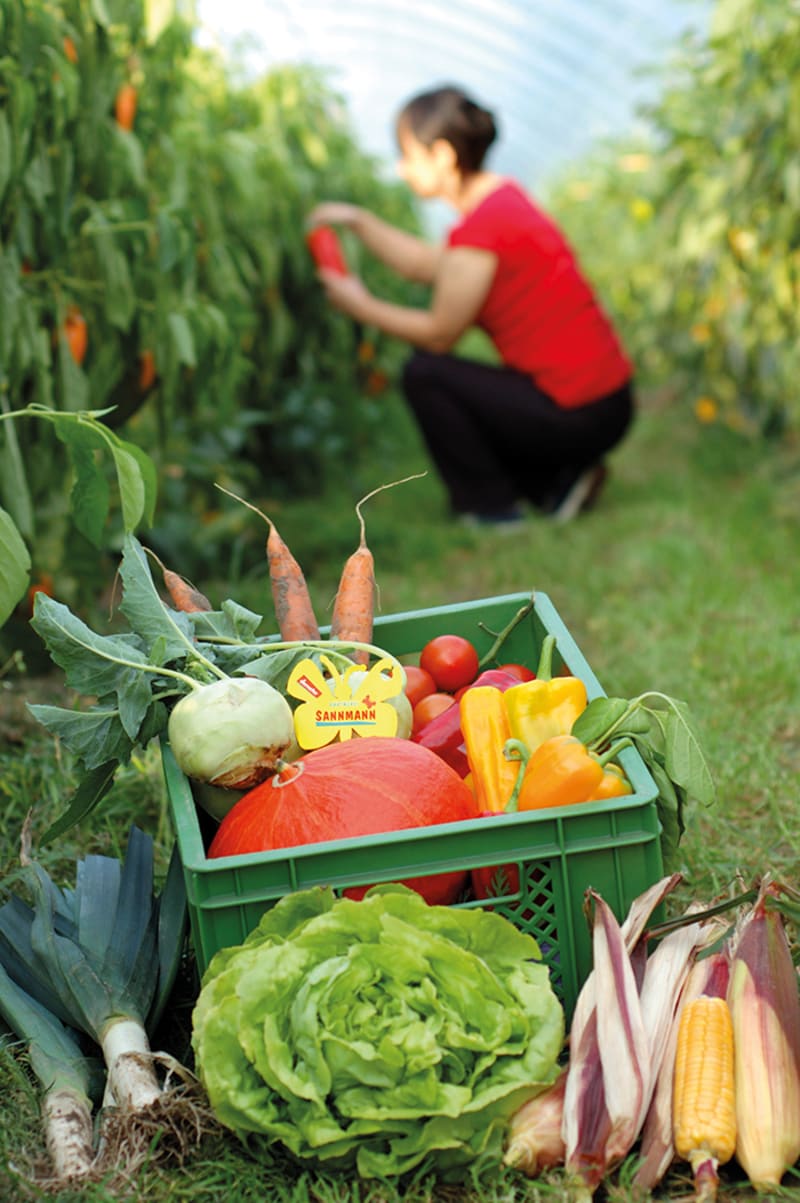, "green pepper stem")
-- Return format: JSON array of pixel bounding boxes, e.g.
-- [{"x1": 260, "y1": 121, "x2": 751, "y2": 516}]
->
[
  {"x1": 535, "y1": 634, "x2": 556, "y2": 681},
  {"x1": 501, "y1": 738, "x2": 531, "y2": 813},
  {"x1": 595, "y1": 737, "x2": 634, "y2": 768},
  {"x1": 476, "y1": 594, "x2": 535, "y2": 669}
]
